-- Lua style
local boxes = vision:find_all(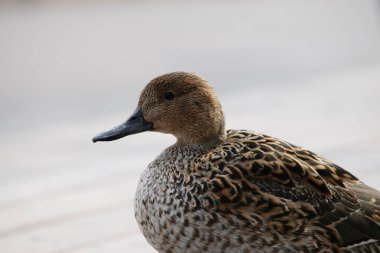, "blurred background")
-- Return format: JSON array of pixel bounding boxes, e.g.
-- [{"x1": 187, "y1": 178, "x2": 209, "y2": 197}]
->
[{"x1": 1, "y1": 0, "x2": 380, "y2": 252}]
